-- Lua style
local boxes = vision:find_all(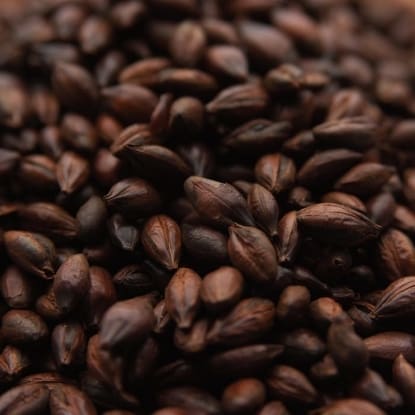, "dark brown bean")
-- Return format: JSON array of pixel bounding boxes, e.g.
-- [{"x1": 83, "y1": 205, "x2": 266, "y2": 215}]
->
[
  {"x1": 52, "y1": 254, "x2": 90, "y2": 313},
  {"x1": 51, "y1": 321, "x2": 86, "y2": 370},
  {"x1": 255, "y1": 153, "x2": 296, "y2": 196},
  {"x1": 105, "y1": 178, "x2": 162, "y2": 219},
  {"x1": 19, "y1": 203, "x2": 79, "y2": 241},
  {"x1": 184, "y1": 176, "x2": 255, "y2": 227},
  {"x1": 200, "y1": 266, "x2": 244, "y2": 314},
  {"x1": 207, "y1": 298, "x2": 275, "y2": 346},
  {"x1": 165, "y1": 268, "x2": 202, "y2": 329},
  {"x1": 228, "y1": 224, "x2": 279, "y2": 285},
  {"x1": 297, "y1": 203, "x2": 381, "y2": 246},
  {"x1": 222, "y1": 378, "x2": 266, "y2": 414},
  {"x1": 327, "y1": 320, "x2": 369, "y2": 379},
  {"x1": 207, "y1": 344, "x2": 284, "y2": 379},
  {"x1": 99, "y1": 296, "x2": 155, "y2": 351},
  {"x1": 4, "y1": 231, "x2": 56, "y2": 280},
  {"x1": 57, "y1": 151, "x2": 90, "y2": 194},
  {"x1": 267, "y1": 365, "x2": 318, "y2": 405},
  {"x1": 1, "y1": 266, "x2": 35, "y2": 309},
  {"x1": 2, "y1": 310, "x2": 48, "y2": 345},
  {"x1": 52, "y1": 62, "x2": 98, "y2": 114},
  {"x1": 102, "y1": 85, "x2": 158, "y2": 123},
  {"x1": 141, "y1": 215, "x2": 182, "y2": 270},
  {"x1": 50, "y1": 383, "x2": 97, "y2": 415},
  {"x1": 0, "y1": 383, "x2": 50, "y2": 415}
]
